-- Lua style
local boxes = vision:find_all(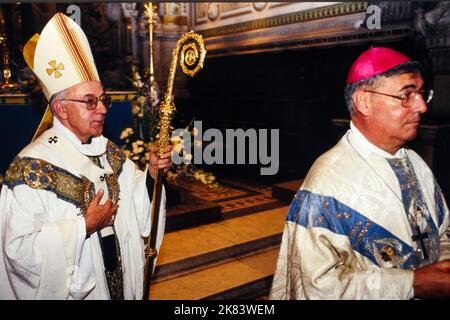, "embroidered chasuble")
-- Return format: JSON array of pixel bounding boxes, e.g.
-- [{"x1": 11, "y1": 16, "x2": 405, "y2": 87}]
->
[
  {"x1": 270, "y1": 123, "x2": 450, "y2": 300},
  {"x1": 0, "y1": 118, "x2": 167, "y2": 299}
]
